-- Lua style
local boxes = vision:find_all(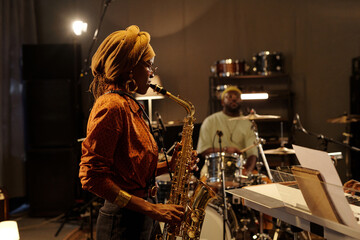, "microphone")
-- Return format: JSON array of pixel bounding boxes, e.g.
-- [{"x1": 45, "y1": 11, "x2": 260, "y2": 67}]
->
[
  {"x1": 216, "y1": 130, "x2": 223, "y2": 137},
  {"x1": 293, "y1": 113, "x2": 307, "y2": 133},
  {"x1": 293, "y1": 114, "x2": 300, "y2": 130},
  {"x1": 155, "y1": 111, "x2": 166, "y2": 133}
]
